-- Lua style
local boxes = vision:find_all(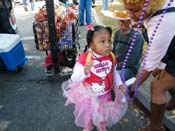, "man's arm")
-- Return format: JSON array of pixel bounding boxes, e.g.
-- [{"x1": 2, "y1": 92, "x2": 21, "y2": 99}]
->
[{"x1": 131, "y1": 69, "x2": 151, "y2": 91}]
